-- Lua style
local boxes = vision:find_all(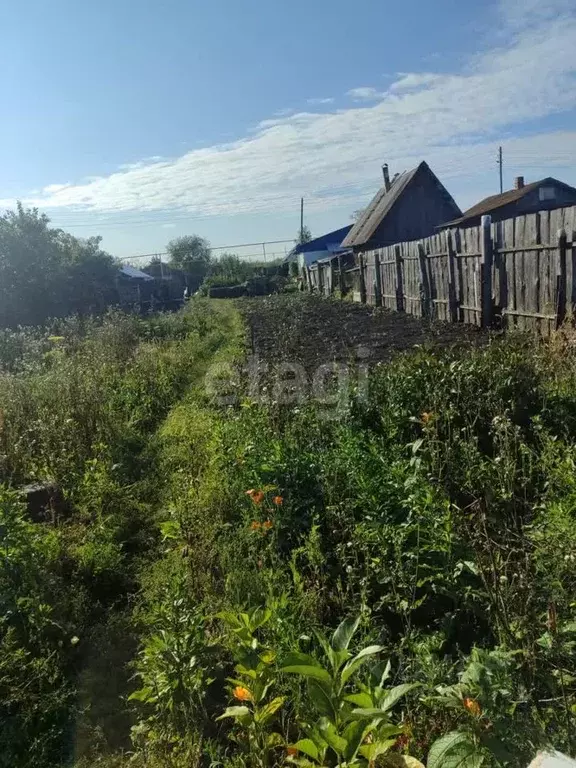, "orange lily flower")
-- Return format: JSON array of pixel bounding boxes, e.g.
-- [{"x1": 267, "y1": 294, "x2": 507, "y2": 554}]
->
[
  {"x1": 246, "y1": 489, "x2": 265, "y2": 505},
  {"x1": 262, "y1": 520, "x2": 273, "y2": 530},
  {"x1": 273, "y1": 495, "x2": 283, "y2": 506},
  {"x1": 250, "y1": 521, "x2": 261, "y2": 531},
  {"x1": 233, "y1": 686, "x2": 252, "y2": 701},
  {"x1": 463, "y1": 697, "x2": 481, "y2": 716}
]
